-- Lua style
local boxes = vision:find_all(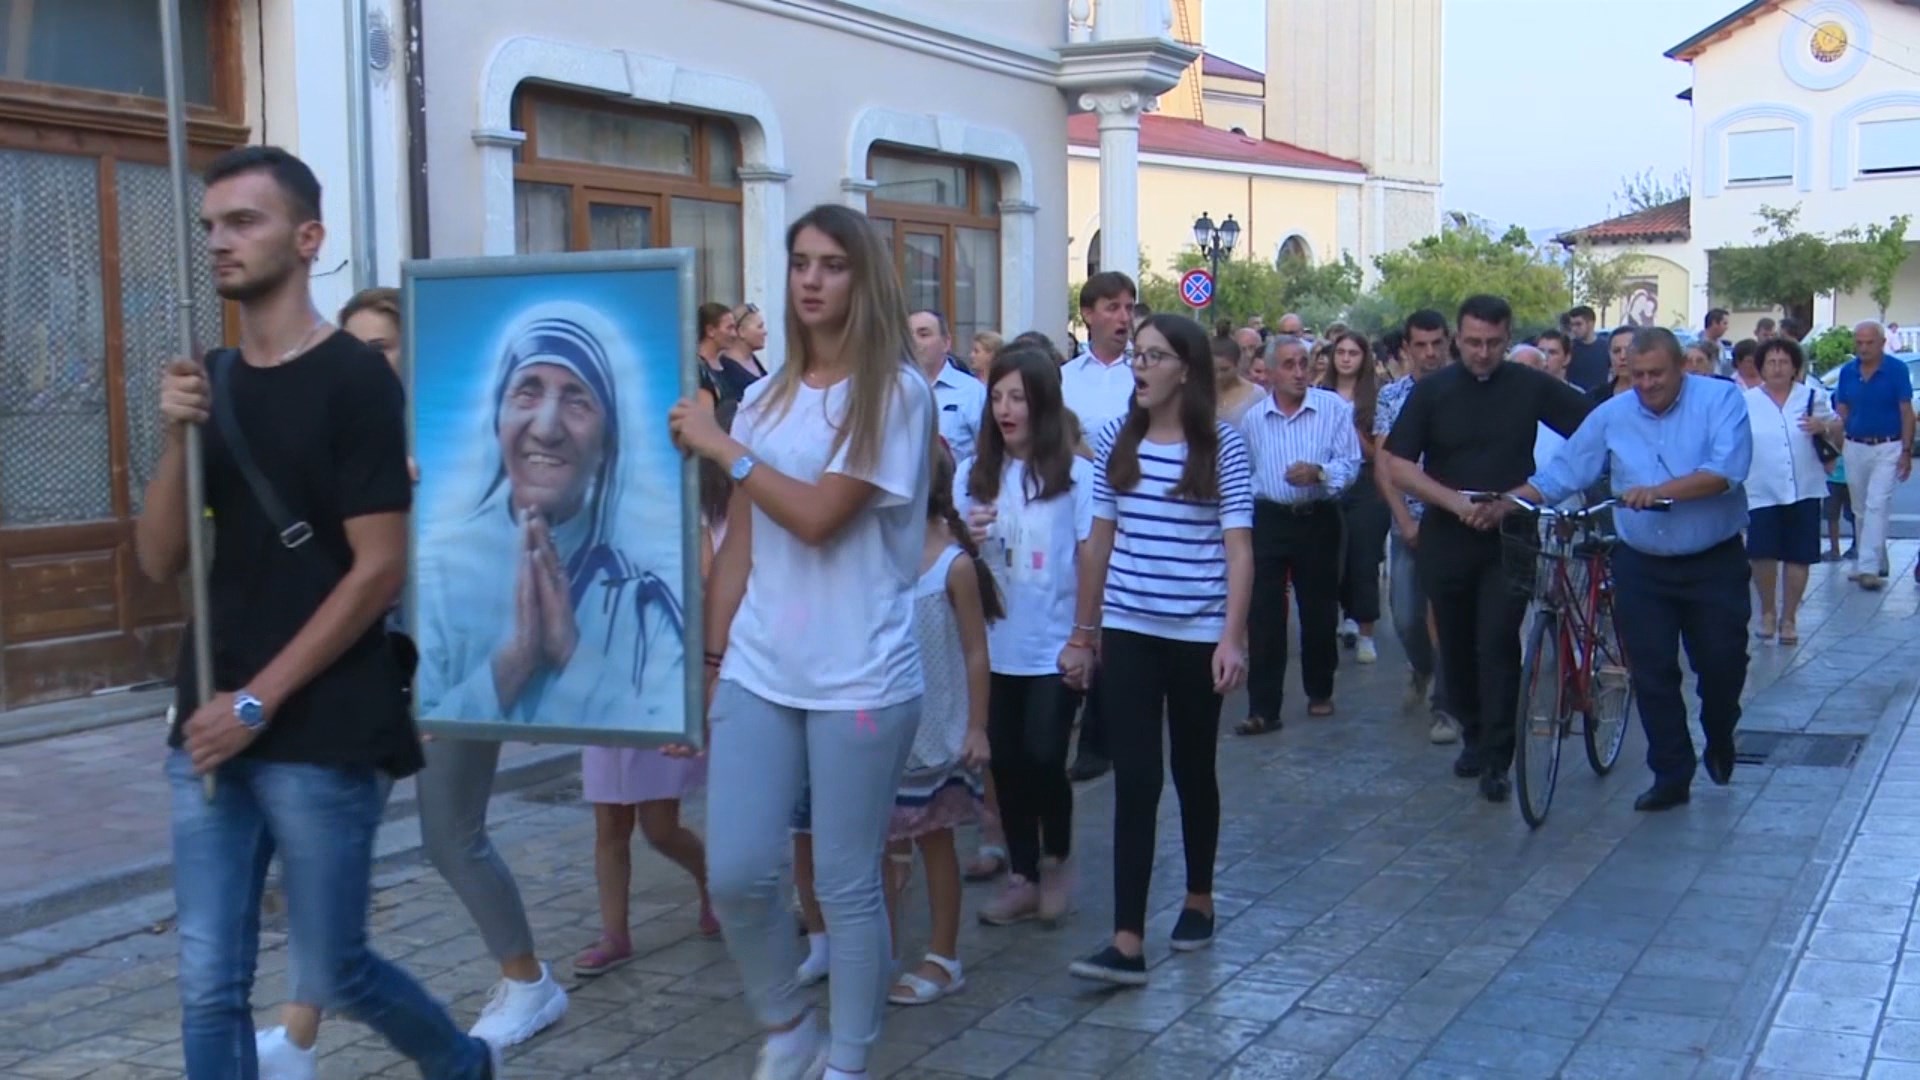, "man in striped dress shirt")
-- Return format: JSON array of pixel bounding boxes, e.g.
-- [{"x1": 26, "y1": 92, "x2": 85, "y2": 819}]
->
[{"x1": 1235, "y1": 336, "x2": 1364, "y2": 733}]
